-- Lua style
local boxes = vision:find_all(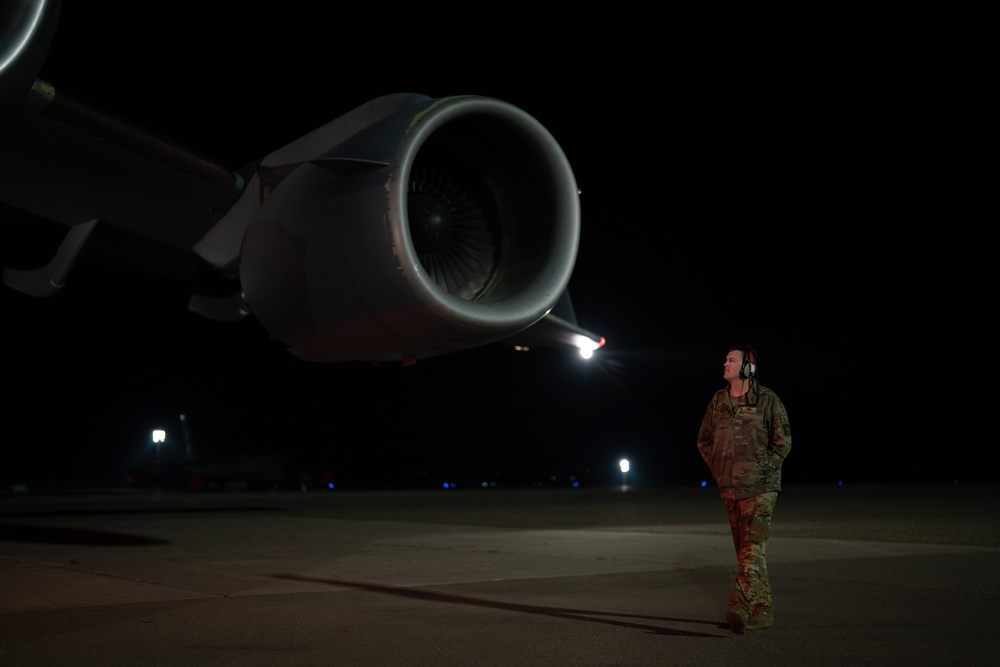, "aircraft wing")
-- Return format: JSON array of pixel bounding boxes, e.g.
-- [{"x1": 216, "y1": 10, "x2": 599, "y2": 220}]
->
[{"x1": 0, "y1": 1, "x2": 604, "y2": 364}]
